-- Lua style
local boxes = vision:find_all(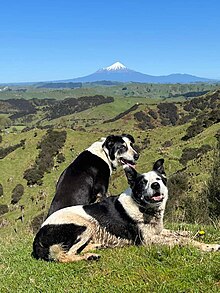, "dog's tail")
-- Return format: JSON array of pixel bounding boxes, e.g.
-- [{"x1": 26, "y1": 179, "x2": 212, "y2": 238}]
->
[
  {"x1": 49, "y1": 244, "x2": 101, "y2": 263},
  {"x1": 49, "y1": 244, "x2": 66, "y2": 261}
]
